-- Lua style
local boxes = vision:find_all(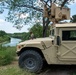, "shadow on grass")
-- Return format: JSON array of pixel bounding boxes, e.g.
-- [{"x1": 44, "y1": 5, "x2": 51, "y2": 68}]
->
[{"x1": 39, "y1": 65, "x2": 76, "y2": 75}]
